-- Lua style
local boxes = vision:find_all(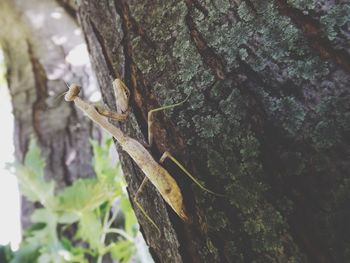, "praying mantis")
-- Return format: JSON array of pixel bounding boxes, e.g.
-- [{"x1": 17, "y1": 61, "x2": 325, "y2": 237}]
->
[{"x1": 64, "y1": 79, "x2": 218, "y2": 233}]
